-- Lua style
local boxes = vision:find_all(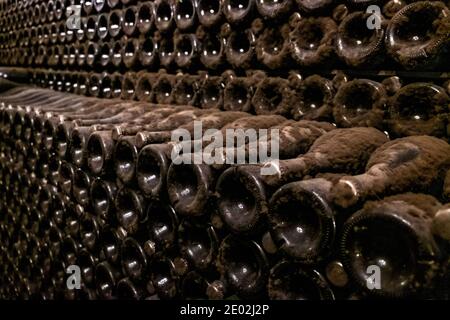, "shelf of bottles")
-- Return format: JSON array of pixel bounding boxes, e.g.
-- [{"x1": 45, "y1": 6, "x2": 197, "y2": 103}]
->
[{"x1": 0, "y1": 0, "x2": 449, "y2": 300}]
